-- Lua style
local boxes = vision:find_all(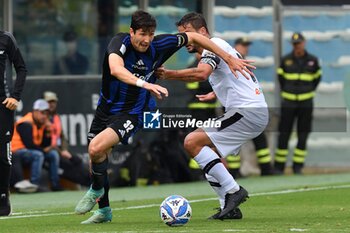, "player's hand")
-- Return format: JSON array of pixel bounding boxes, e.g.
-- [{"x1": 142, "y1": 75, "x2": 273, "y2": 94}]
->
[
  {"x1": 155, "y1": 66, "x2": 168, "y2": 80},
  {"x1": 61, "y1": 150, "x2": 72, "y2": 159},
  {"x1": 143, "y1": 82, "x2": 169, "y2": 100},
  {"x1": 2, "y1": 97, "x2": 19, "y2": 111},
  {"x1": 227, "y1": 56, "x2": 256, "y2": 80},
  {"x1": 43, "y1": 146, "x2": 58, "y2": 153},
  {"x1": 196, "y1": 92, "x2": 216, "y2": 102}
]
